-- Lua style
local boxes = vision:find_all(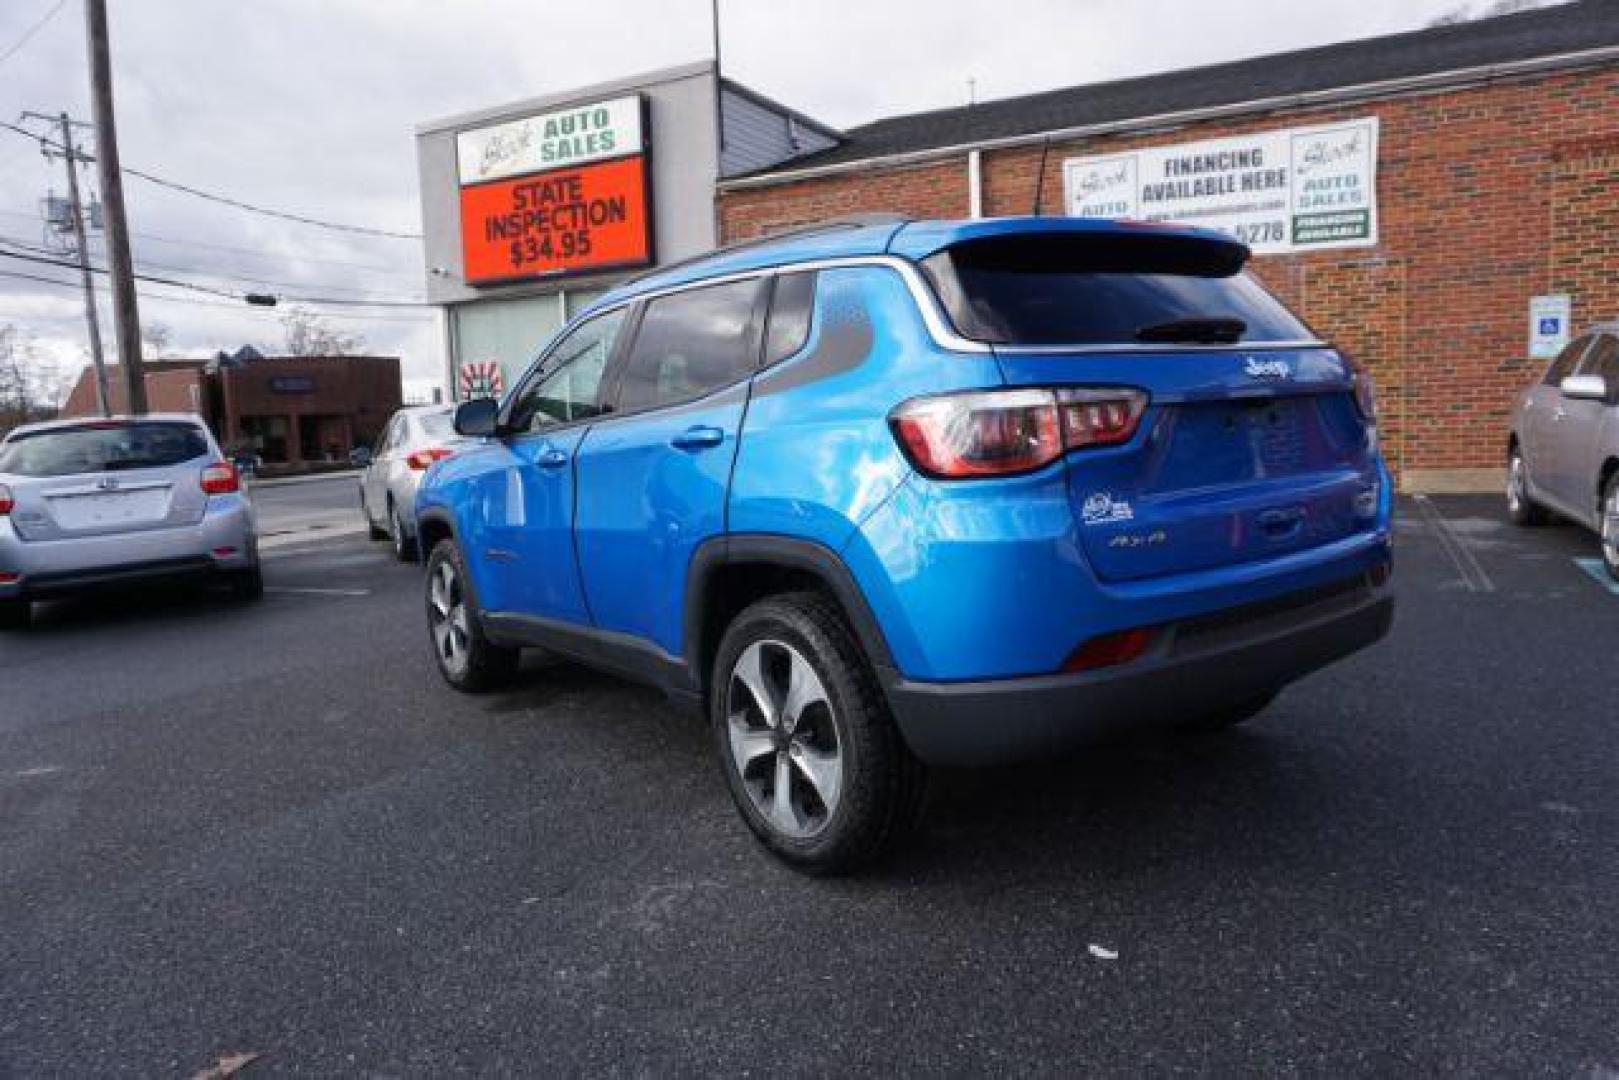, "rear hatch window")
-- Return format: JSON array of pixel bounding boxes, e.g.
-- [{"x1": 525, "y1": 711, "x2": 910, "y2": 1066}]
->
[
  {"x1": 920, "y1": 232, "x2": 1315, "y2": 347},
  {"x1": 0, "y1": 421, "x2": 210, "y2": 478},
  {"x1": 416, "y1": 411, "x2": 457, "y2": 441}
]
